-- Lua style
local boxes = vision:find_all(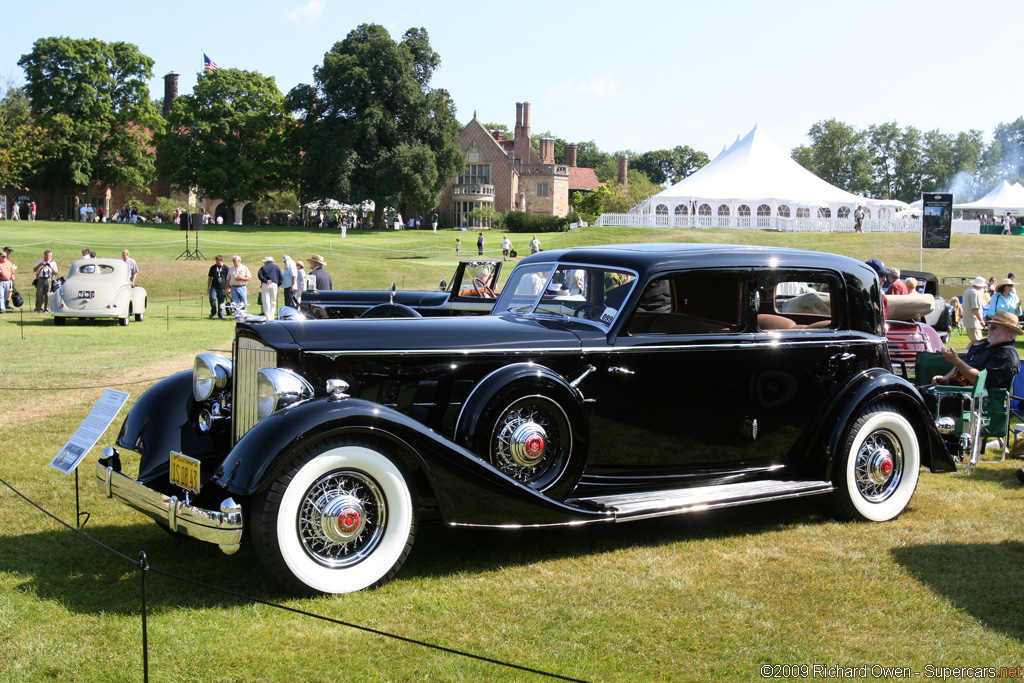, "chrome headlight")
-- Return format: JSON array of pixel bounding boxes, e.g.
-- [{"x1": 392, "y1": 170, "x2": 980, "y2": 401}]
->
[
  {"x1": 194, "y1": 354, "x2": 233, "y2": 402},
  {"x1": 257, "y1": 368, "x2": 315, "y2": 420}
]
